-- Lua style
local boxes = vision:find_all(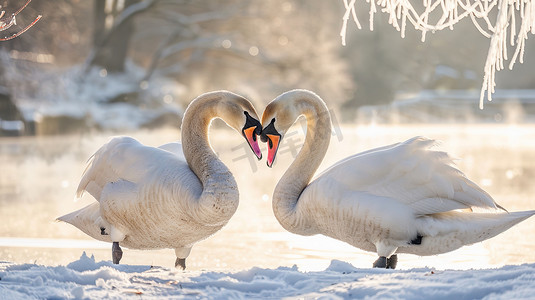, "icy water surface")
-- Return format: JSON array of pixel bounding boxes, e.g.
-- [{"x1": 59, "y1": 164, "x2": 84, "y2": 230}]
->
[{"x1": 1, "y1": 124, "x2": 534, "y2": 271}]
